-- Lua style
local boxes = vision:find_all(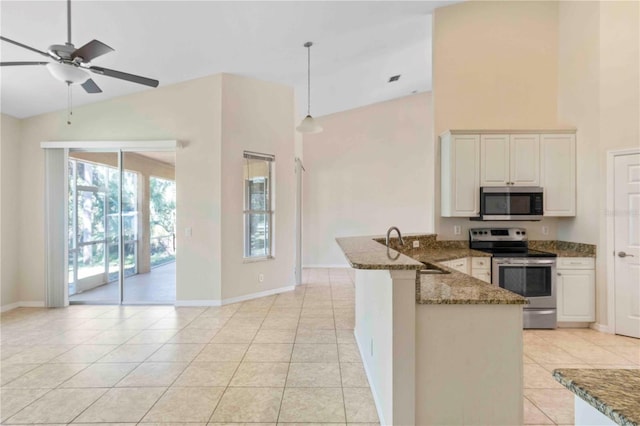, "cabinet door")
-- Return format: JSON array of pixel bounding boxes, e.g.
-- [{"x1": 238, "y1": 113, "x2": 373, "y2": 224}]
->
[
  {"x1": 509, "y1": 134, "x2": 540, "y2": 186},
  {"x1": 557, "y1": 269, "x2": 595, "y2": 322},
  {"x1": 540, "y1": 134, "x2": 576, "y2": 216},
  {"x1": 472, "y1": 270, "x2": 492, "y2": 283},
  {"x1": 480, "y1": 135, "x2": 510, "y2": 186},
  {"x1": 441, "y1": 134, "x2": 480, "y2": 217}
]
